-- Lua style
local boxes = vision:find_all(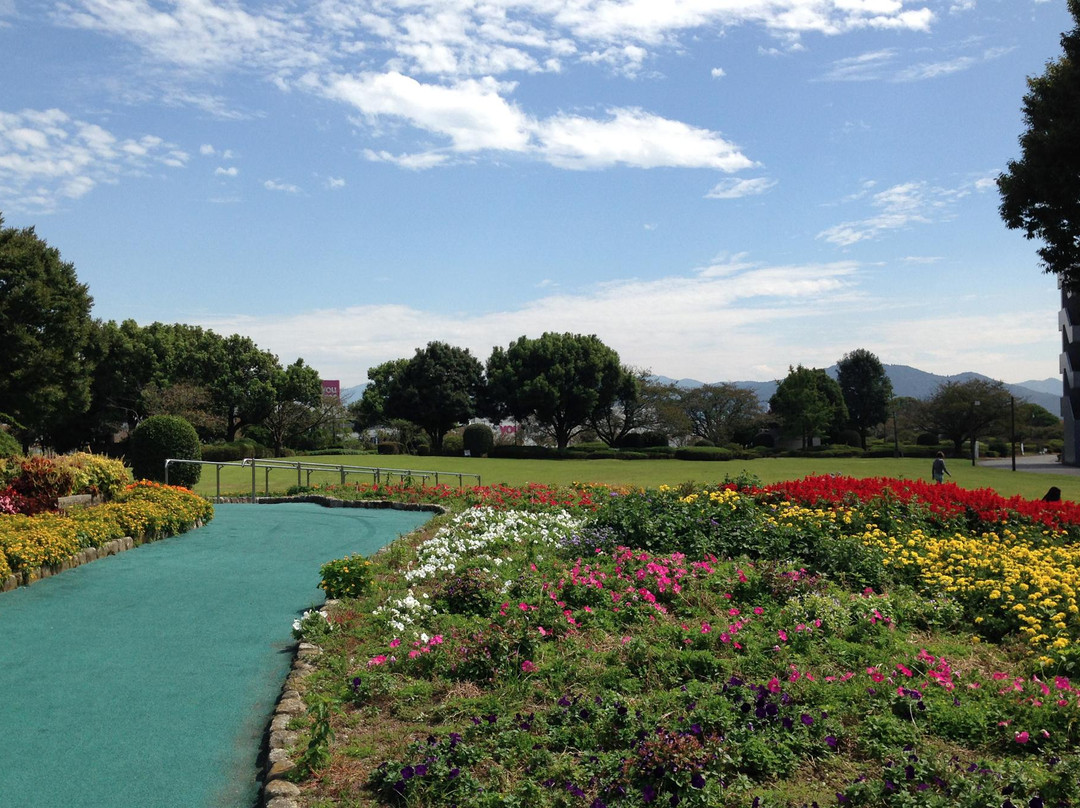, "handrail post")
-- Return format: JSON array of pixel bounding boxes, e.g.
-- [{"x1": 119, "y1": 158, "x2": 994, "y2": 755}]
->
[
  {"x1": 164, "y1": 459, "x2": 170, "y2": 486},
  {"x1": 339, "y1": 465, "x2": 345, "y2": 486},
  {"x1": 296, "y1": 462, "x2": 302, "y2": 491},
  {"x1": 265, "y1": 467, "x2": 271, "y2": 495},
  {"x1": 251, "y1": 458, "x2": 256, "y2": 504},
  {"x1": 217, "y1": 464, "x2": 222, "y2": 502}
]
